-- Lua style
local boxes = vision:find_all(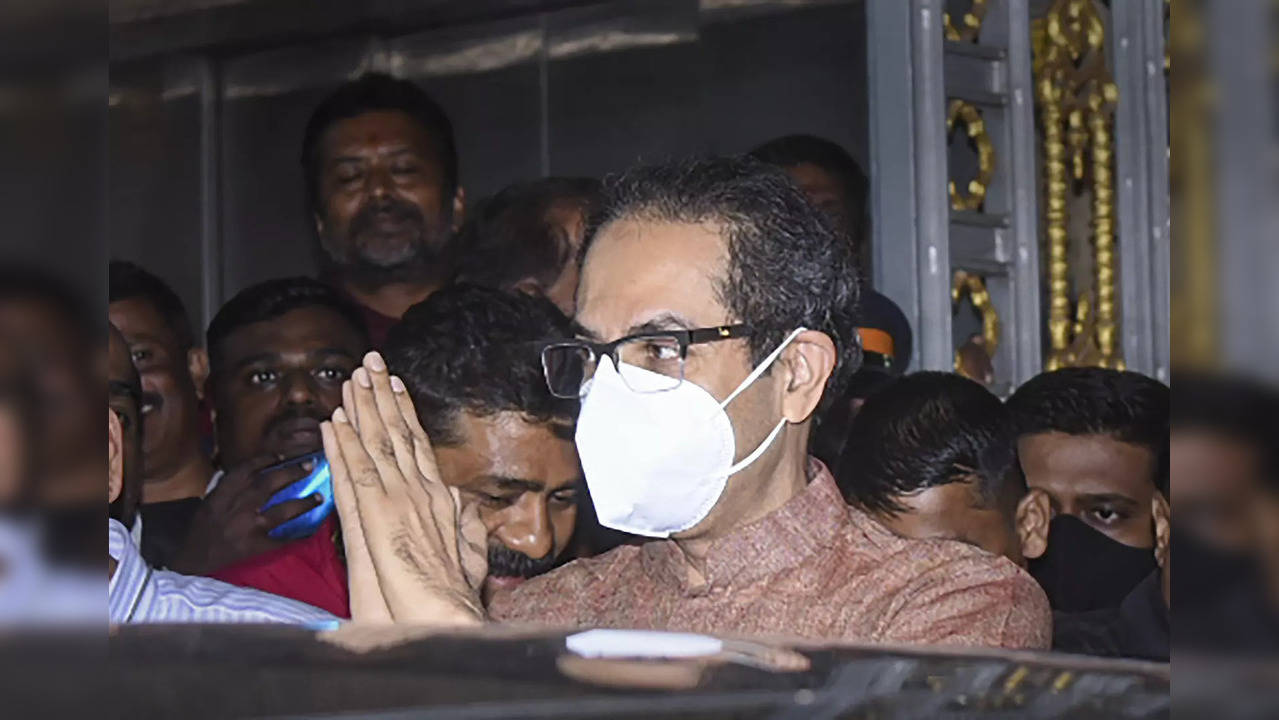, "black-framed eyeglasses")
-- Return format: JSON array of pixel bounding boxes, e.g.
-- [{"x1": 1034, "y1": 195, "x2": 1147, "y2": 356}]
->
[{"x1": 541, "y1": 324, "x2": 753, "y2": 399}]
